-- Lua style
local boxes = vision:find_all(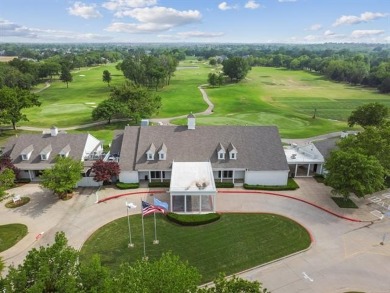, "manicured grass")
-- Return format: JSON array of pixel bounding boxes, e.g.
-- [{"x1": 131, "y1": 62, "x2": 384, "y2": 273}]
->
[
  {"x1": 80, "y1": 213, "x2": 311, "y2": 282},
  {"x1": 5, "y1": 197, "x2": 30, "y2": 208},
  {"x1": 0, "y1": 223, "x2": 28, "y2": 252},
  {"x1": 332, "y1": 197, "x2": 358, "y2": 209},
  {"x1": 20, "y1": 64, "x2": 126, "y2": 127}
]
